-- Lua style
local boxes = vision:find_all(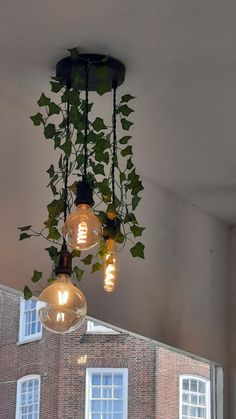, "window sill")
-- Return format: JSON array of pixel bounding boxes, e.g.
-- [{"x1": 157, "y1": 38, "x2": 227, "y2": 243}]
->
[{"x1": 17, "y1": 335, "x2": 42, "y2": 345}]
